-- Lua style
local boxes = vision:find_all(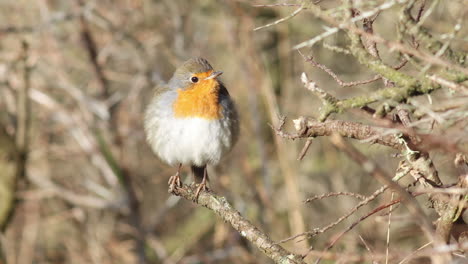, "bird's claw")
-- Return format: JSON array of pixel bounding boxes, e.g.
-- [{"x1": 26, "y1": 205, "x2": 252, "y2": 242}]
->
[
  {"x1": 193, "y1": 182, "x2": 209, "y2": 202},
  {"x1": 168, "y1": 173, "x2": 182, "y2": 193}
]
